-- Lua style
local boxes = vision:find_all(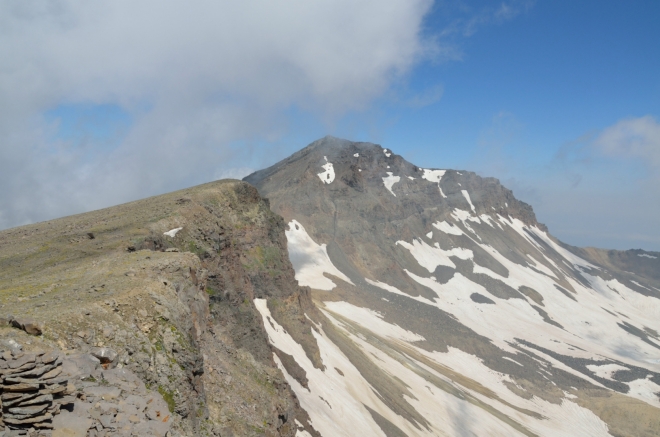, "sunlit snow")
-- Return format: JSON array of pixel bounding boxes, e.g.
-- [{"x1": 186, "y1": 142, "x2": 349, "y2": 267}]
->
[
  {"x1": 586, "y1": 363, "x2": 628, "y2": 380},
  {"x1": 421, "y1": 169, "x2": 447, "y2": 198},
  {"x1": 324, "y1": 301, "x2": 426, "y2": 342},
  {"x1": 396, "y1": 238, "x2": 473, "y2": 272},
  {"x1": 433, "y1": 220, "x2": 464, "y2": 236},
  {"x1": 461, "y1": 190, "x2": 476, "y2": 213},
  {"x1": 382, "y1": 172, "x2": 400, "y2": 196},
  {"x1": 317, "y1": 156, "x2": 335, "y2": 184},
  {"x1": 285, "y1": 219, "x2": 353, "y2": 290},
  {"x1": 163, "y1": 227, "x2": 183, "y2": 237}
]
